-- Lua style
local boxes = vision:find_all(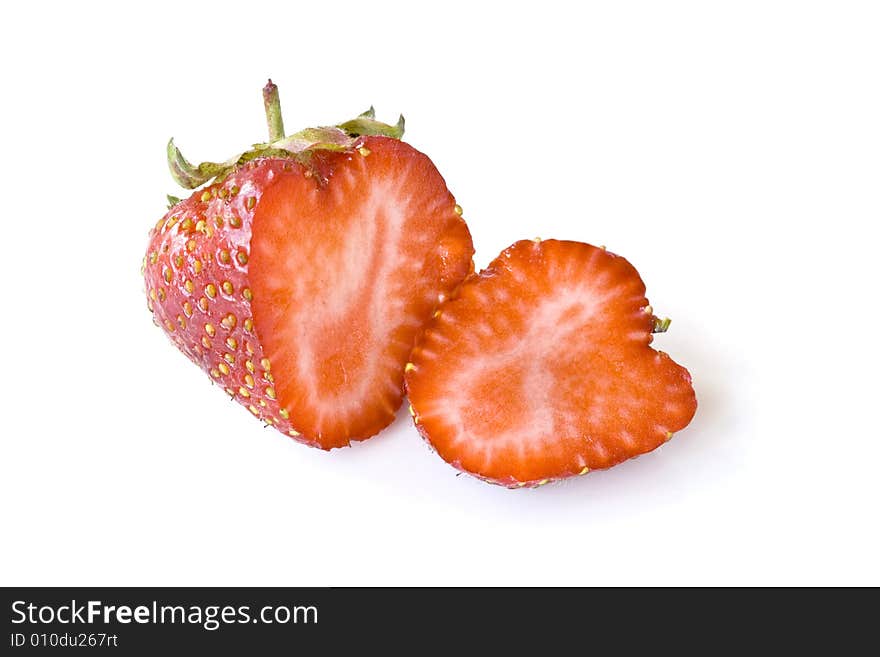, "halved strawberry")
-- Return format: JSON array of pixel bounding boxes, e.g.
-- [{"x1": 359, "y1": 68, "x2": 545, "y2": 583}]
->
[
  {"x1": 144, "y1": 82, "x2": 473, "y2": 449},
  {"x1": 404, "y1": 239, "x2": 696, "y2": 486}
]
